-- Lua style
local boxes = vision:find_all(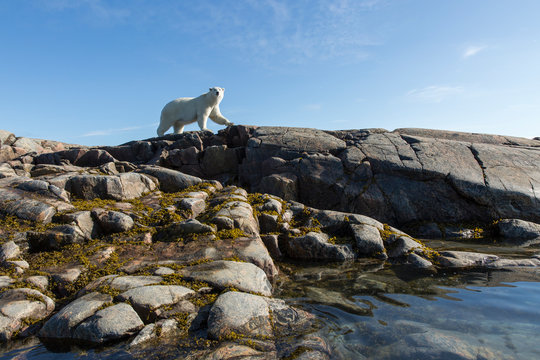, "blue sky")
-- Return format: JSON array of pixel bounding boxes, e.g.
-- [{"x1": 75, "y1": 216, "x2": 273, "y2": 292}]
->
[{"x1": 1, "y1": 0, "x2": 539, "y2": 146}]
